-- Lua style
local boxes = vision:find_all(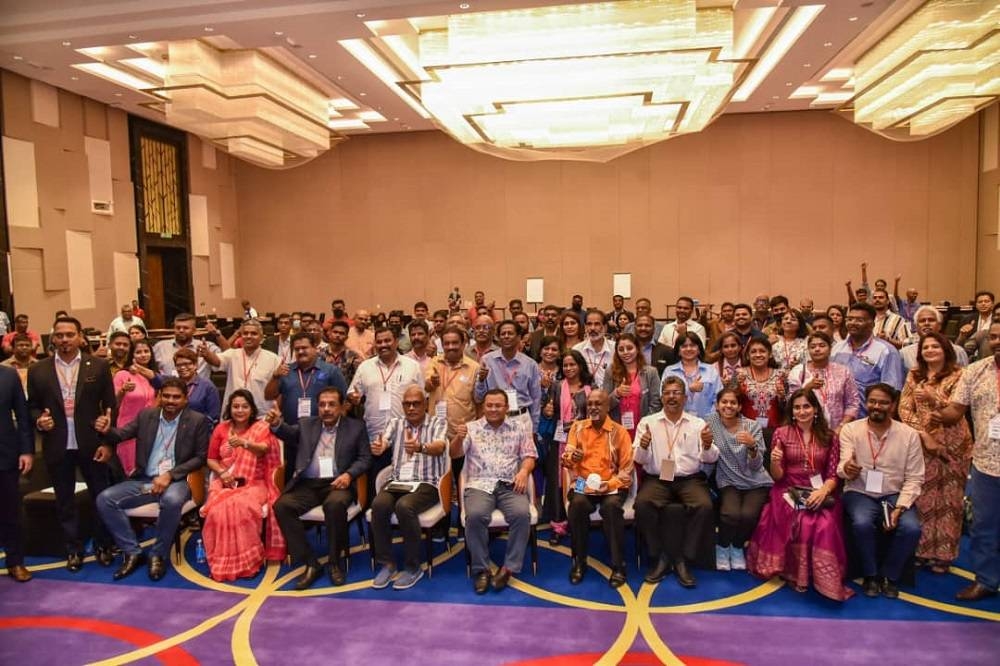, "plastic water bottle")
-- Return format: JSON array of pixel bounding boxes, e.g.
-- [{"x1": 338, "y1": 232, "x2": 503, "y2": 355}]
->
[{"x1": 195, "y1": 538, "x2": 206, "y2": 564}]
